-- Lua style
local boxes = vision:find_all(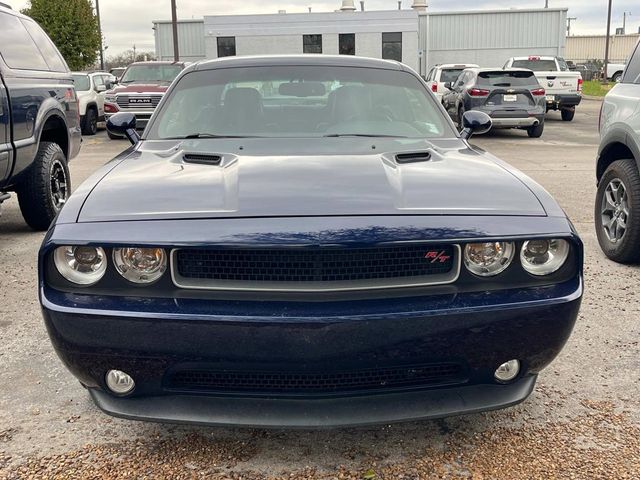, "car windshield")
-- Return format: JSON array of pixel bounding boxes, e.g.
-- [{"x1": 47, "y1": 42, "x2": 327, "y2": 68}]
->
[
  {"x1": 120, "y1": 64, "x2": 182, "y2": 84},
  {"x1": 72, "y1": 74, "x2": 90, "y2": 91},
  {"x1": 440, "y1": 69, "x2": 465, "y2": 83},
  {"x1": 511, "y1": 59, "x2": 558, "y2": 71},
  {"x1": 477, "y1": 71, "x2": 538, "y2": 87},
  {"x1": 148, "y1": 65, "x2": 452, "y2": 140}
]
